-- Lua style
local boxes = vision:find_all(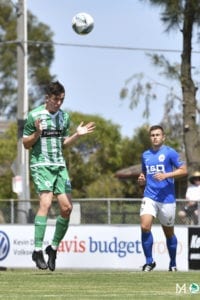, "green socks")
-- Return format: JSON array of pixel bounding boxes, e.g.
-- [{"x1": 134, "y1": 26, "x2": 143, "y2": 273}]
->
[
  {"x1": 52, "y1": 215, "x2": 69, "y2": 248},
  {"x1": 34, "y1": 215, "x2": 47, "y2": 249},
  {"x1": 34, "y1": 215, "x2": 69, "y2": 250}
]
